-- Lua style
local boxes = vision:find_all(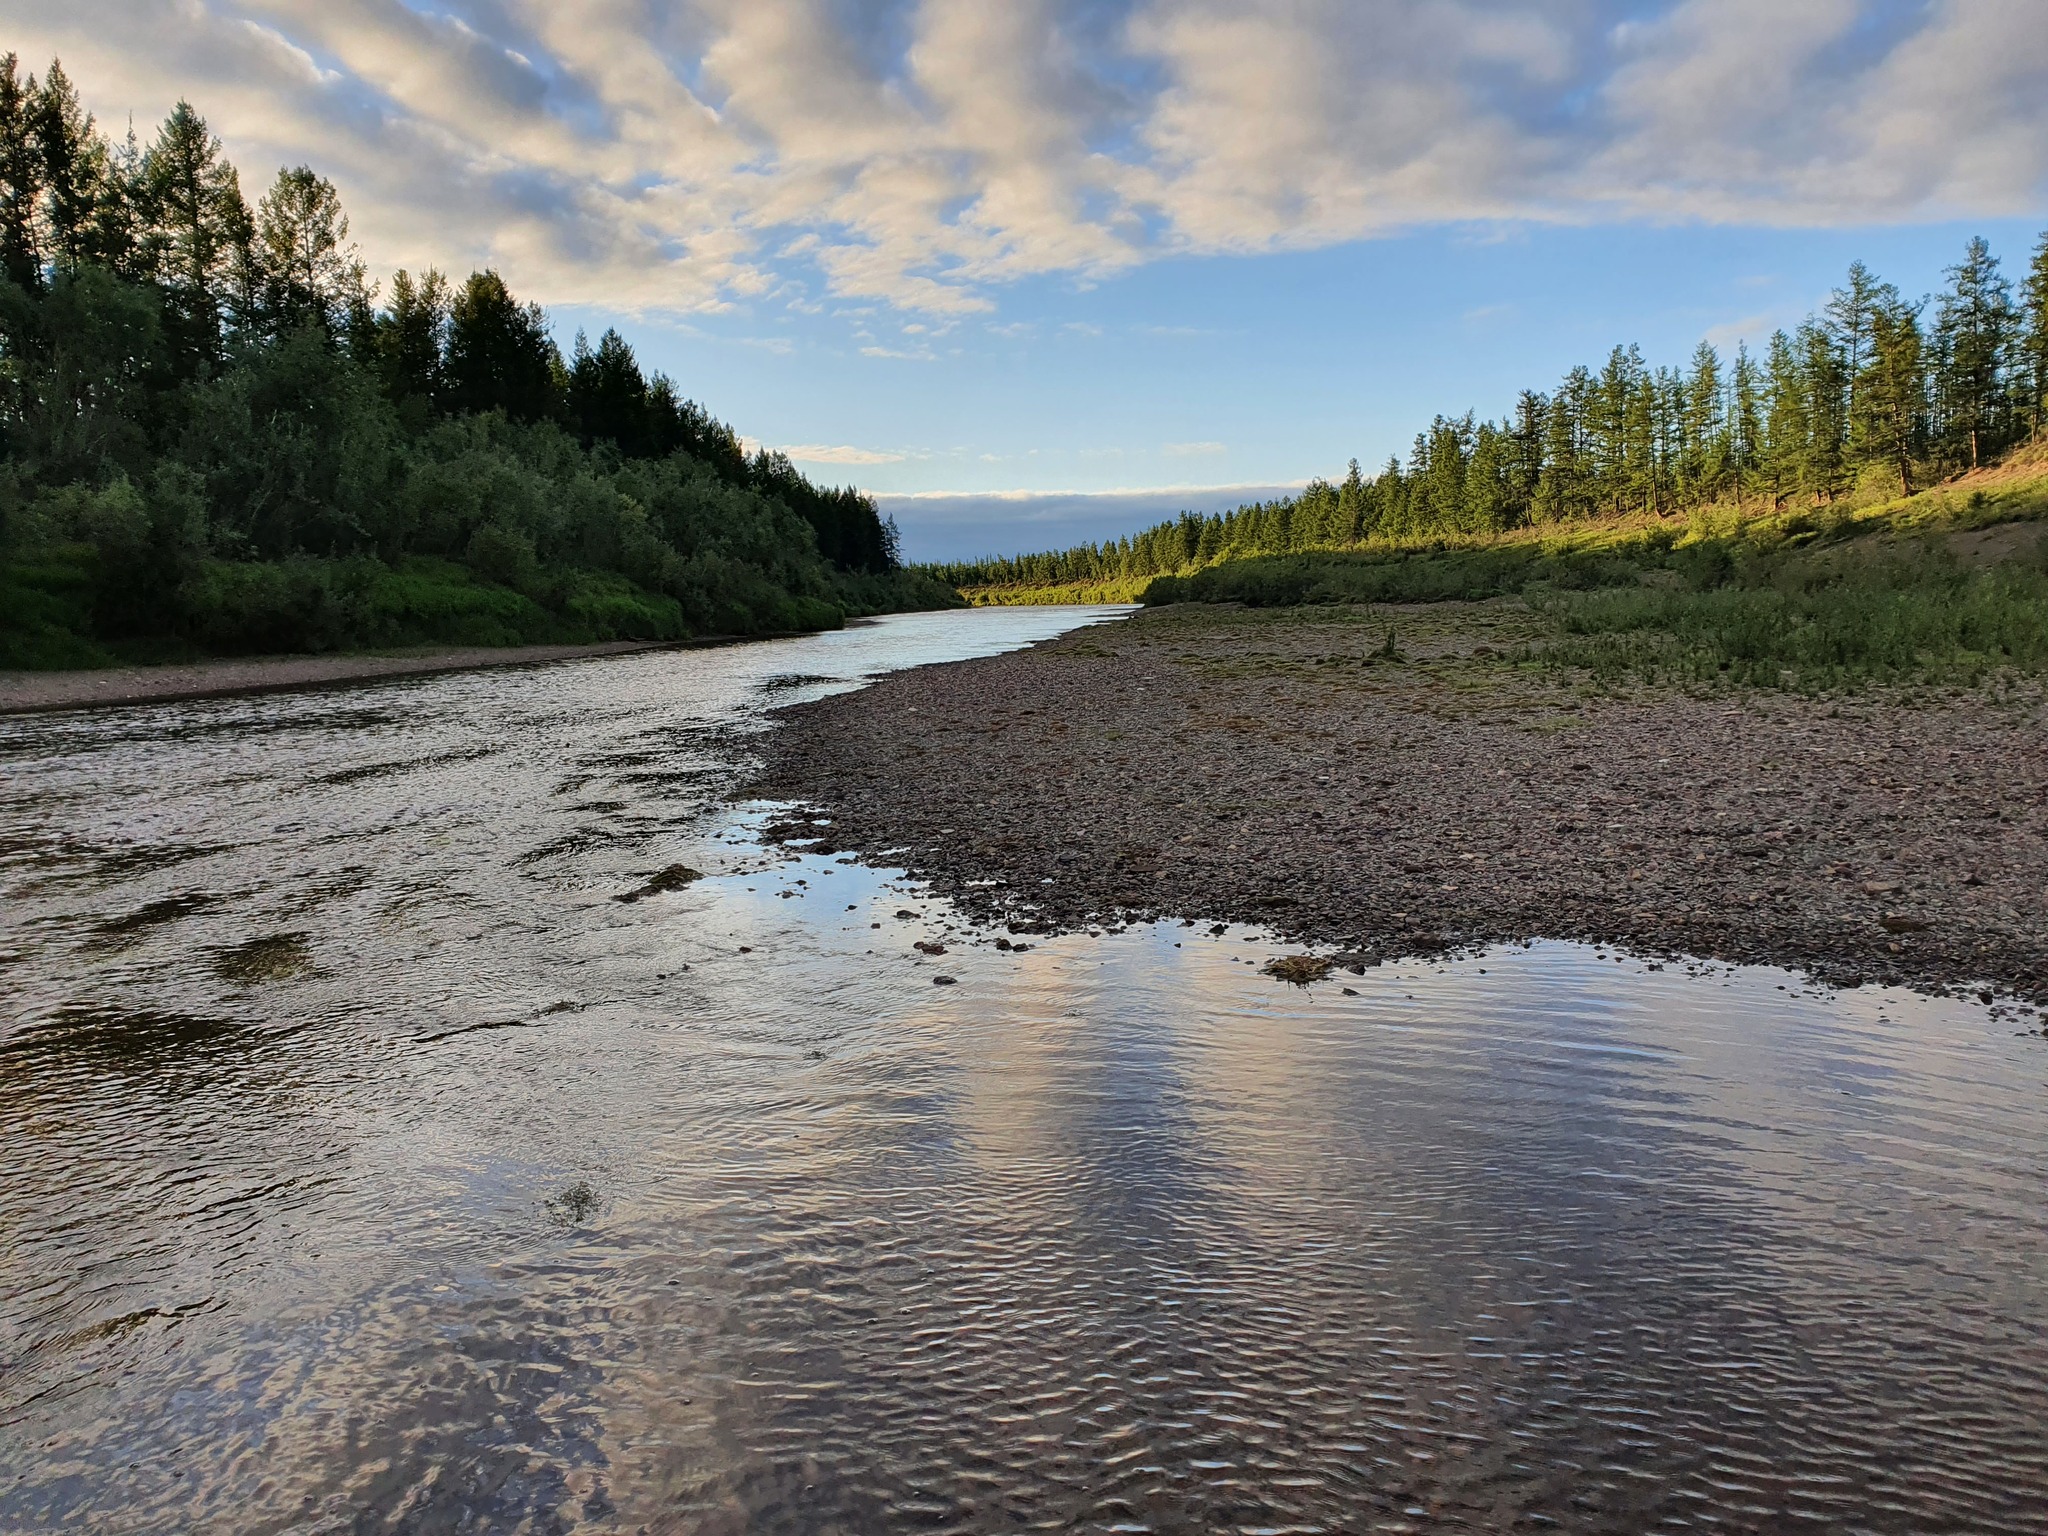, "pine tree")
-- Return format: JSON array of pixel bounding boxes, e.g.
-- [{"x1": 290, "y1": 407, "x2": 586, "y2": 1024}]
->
[
  {"x1": 0, "y1": 54, "x2": 43, "y2": 290},
  {"x1": 568, "y1": 327, "x2": 650, "y2": 454},
  {"x1": 1933, "y1": 235, "x2": 2017, "y2": 470},
  {"x1": 445, "y1": 269, "x2": 559, "y2": 423},
  {"x1": 28, "y1": 60, "x2": 110, "y2": 273},
  {"x1": 376, "y1": 267, "x2": 449, "y2": 415},
  {"x1": 254, "y1": 165, "x2": 363, "y2": 338},
  {"x1": 2020, "y1": 229, "x2": 2048, "y2": 443},
  {"x1": 1729, "y1": 342, "x2": 1763, "y2": 505},
  {"x1": 1796, "y1": 320, "x2": 1848, "y2": 501},
  {"x1": 1590, "y1": 346, "x2": 1640, "y2": 514},
  {"x1": 1508, "y1": 390, "x2": 1545, "y2": 519},
  {"x1": 1858, "y1": 296, "x2": 1926, "y2": 496},
  {"x1": 1680, "y1": 342, "x2": 1725, "y2": 507},
  {"x1": 1622, "y1": 362, "x2": 1659, "y2": 512},
  {"x1": 1416, "y1": 415, "x2": 1471, "y2": 530},
  {"x1": 1336, "y1": 457, "x2": 1367, "y2": 542},
  {"x1": 1464, "y1": 421, "x2": 1511, "y2": 531},
  {"x1": 139, "y1": 100, "x2": 253, "y2": 366},
  {"x1": 1534, "y1": 367, "x2": 1589, "y2": 522},
  {"x1": 1761, "y1": 331, "x2": 1806, "y2": 508},
  {"x1": 1825, "y1": 261, "x2": 1884, "y2": 427}
]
